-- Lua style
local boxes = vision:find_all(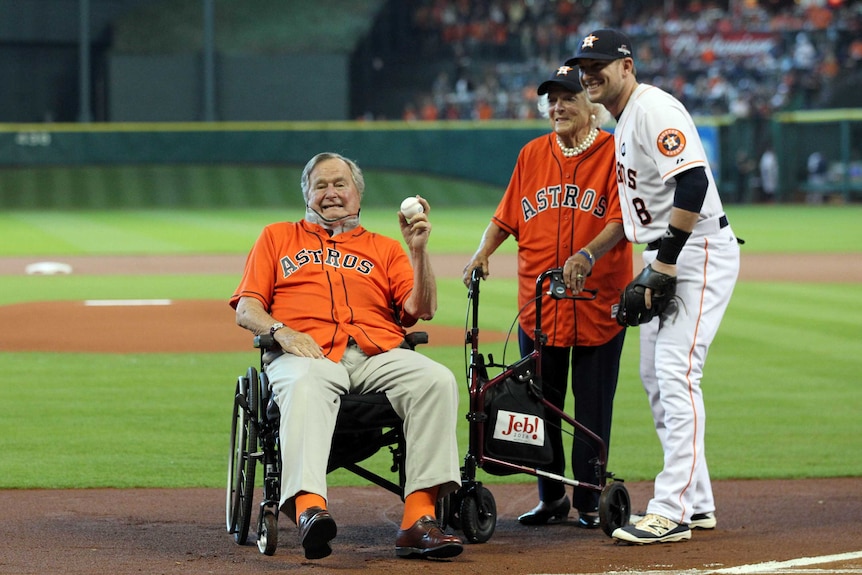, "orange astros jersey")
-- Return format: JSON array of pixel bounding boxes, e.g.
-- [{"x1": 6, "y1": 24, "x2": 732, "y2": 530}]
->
[
  {"x1": 493, "y1": 130, "x2": 632, "y2": 347},
  {"x1": 229, "y1": 219, "x2": 415, "y2": 362}
]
